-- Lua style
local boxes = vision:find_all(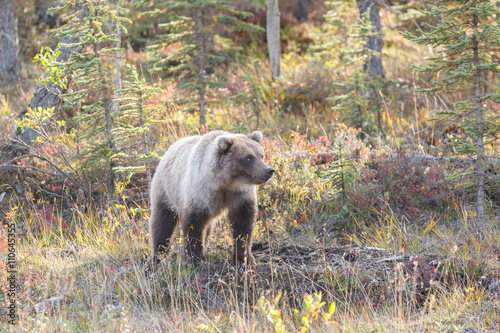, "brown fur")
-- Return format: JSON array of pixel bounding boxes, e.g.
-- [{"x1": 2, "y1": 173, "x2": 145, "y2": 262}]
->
[{"x1": 149, "y1": 131, "x2": 274, "y2": 267}]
